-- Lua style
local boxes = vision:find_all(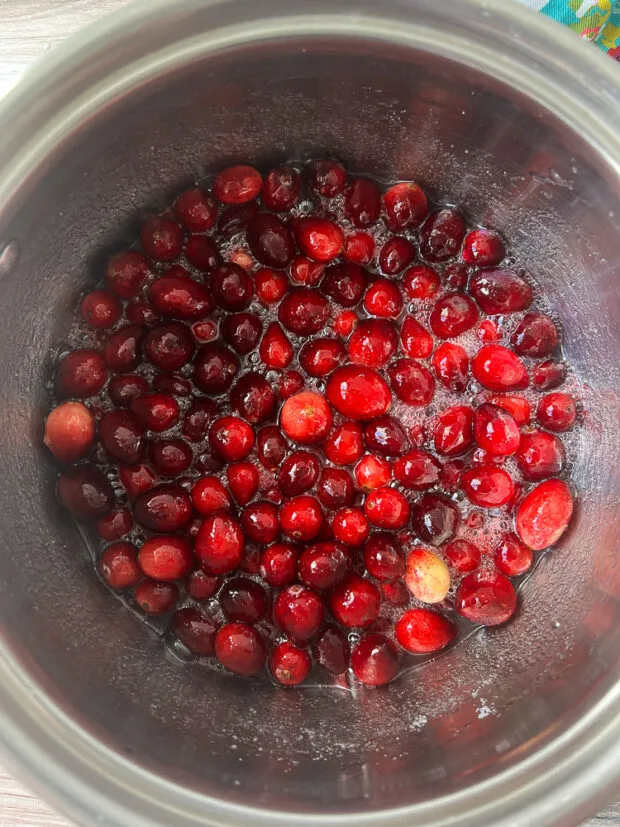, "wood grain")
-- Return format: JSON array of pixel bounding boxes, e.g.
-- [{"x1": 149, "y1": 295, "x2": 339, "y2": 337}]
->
[{"x1": 0, "y1": 1, "x2": 618, "y2": 825}]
